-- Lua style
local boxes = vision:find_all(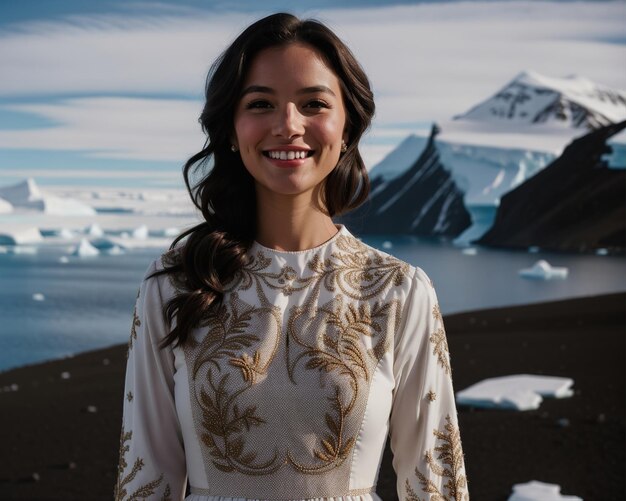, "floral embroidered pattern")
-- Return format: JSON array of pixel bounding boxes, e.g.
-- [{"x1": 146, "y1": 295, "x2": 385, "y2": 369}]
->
[
  {"x1": 115, "y1": 426, "x2": 171, "y2": 501},
  {"x1": 127, "y1": 290, "x2": 141, "y2": 359},
  {"x1": 405, "y1": 415, "x2": 468, "y2": 501},
  {"x1": 178, "y1": 233, "x2": 410, "y2": 479},
  {"x1": 430, "y1": 304, "x2": 451, "y2": 376},
  {"x1": 198, "y1": 371, "x2": 280, "y2": 474}
]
